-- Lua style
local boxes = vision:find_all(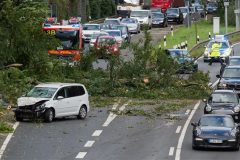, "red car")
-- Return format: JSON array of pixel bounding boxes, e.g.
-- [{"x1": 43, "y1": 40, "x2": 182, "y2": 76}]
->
[{"x1": 94, "y1": 36, "x2": 120, "y2": 55}]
